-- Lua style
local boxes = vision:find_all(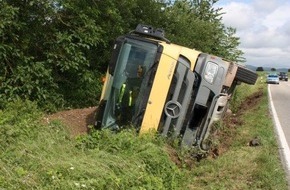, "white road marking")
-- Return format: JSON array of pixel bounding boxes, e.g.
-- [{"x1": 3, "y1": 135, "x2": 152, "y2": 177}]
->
[{"x1": 268, "y1": 85, "x2": 290, "y2": 172}]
